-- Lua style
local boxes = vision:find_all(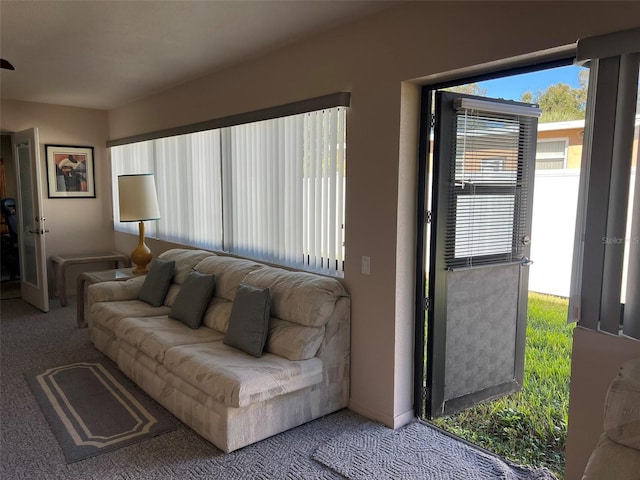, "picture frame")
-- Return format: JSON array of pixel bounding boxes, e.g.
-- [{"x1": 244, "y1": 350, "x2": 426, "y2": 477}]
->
[{"x1": 45, "y1": 145, "x2": 96, "y2": 198}]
